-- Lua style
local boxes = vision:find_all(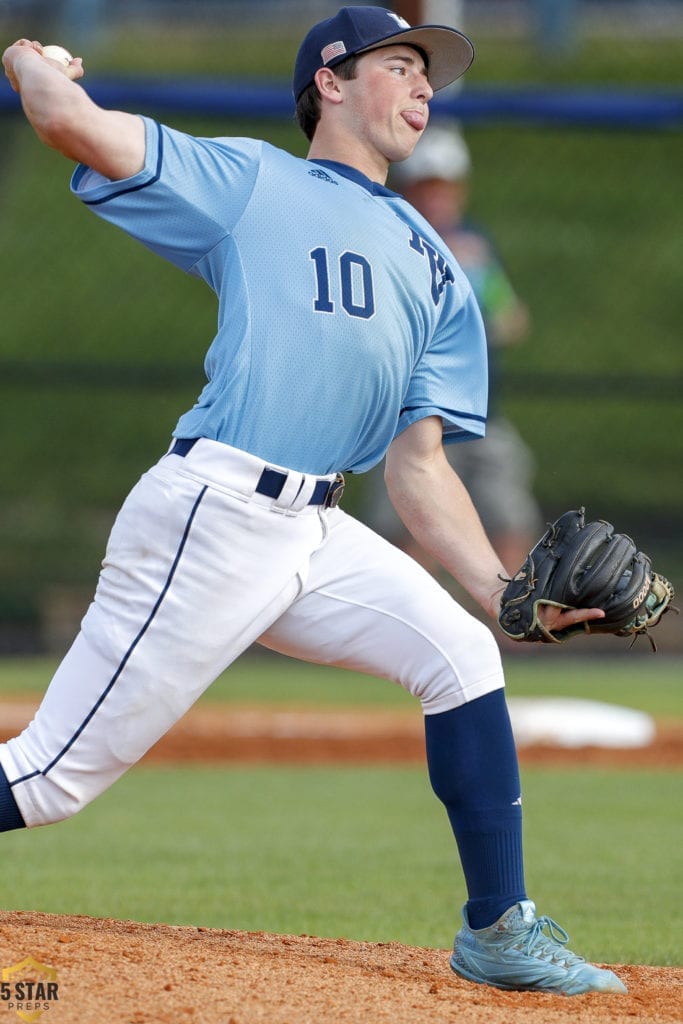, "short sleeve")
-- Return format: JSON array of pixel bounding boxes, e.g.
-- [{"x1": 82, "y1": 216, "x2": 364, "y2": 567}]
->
[
  {"x1": 397, "y1": 288, "x2": 489, "y2": 443},
  {"x1": 70, "y1": 117, "x2": 262, "y2": 273}
]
